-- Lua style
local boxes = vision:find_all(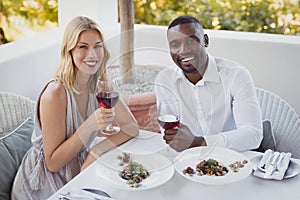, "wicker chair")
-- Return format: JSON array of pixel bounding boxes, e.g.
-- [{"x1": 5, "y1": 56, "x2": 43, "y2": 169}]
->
[
  {"x1": 256, "y1": 87, "x2": 300, "y2": 159},
  {"x1": 0, "y1": 92, "x2": 35, "y2": 132},
  {"x1": 0, "y1": 92, "x2": 35, "y2": 199}
]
